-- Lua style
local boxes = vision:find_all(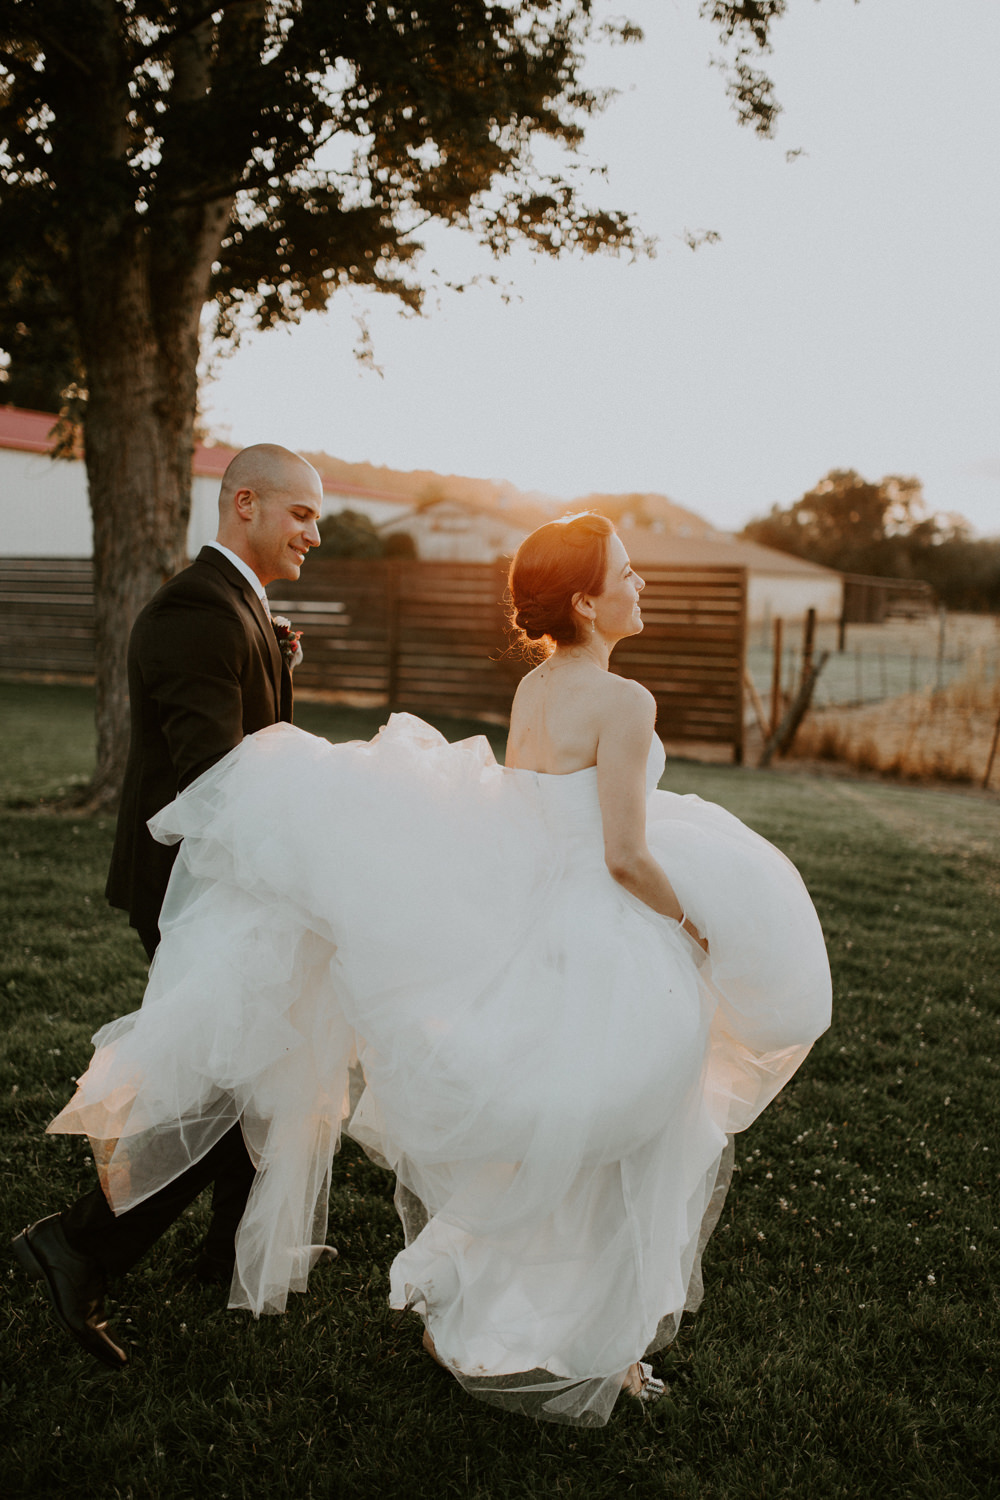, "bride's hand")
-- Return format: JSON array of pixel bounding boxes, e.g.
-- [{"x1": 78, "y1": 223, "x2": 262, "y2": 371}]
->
[{"x1": 680, "y1": 915, "x2": 709, "y2": 955}]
